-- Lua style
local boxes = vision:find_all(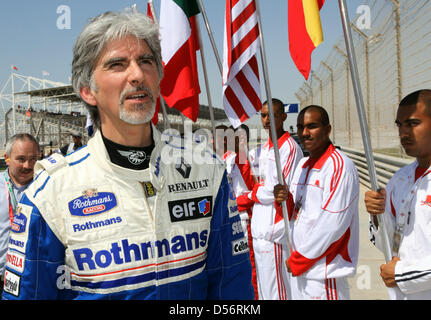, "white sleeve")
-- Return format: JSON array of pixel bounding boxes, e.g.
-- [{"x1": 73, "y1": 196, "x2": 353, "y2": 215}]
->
[{"x1": 395, "y1": 256, "x2": 431, "y2": 295}]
